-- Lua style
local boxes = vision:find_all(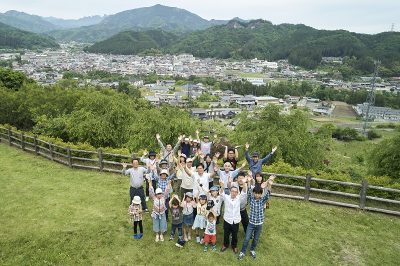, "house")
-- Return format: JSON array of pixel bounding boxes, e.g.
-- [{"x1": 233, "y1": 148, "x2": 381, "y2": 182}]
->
[
  {"x1": 149, "y1": 85, "x2": 170, "y2": 94},
  {"x1": 236, "y1": 96, "x2": 256, "y2": 109},
  {"x1": 191, "y1": 108, "x2": 208, "y2": 120},
  {"x1": 254, "y1": 96, "x2": 280, "y2": 107},
  {"x1": 145, "y1": 96, "x2": 160, "y2": 106}
]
